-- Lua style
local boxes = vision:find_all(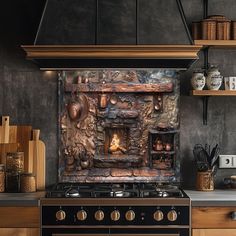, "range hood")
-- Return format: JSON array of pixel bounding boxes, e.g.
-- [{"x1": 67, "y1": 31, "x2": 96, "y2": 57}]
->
[{"x1": 22, "y1": 0, "x2": 202, "y2": 70}]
